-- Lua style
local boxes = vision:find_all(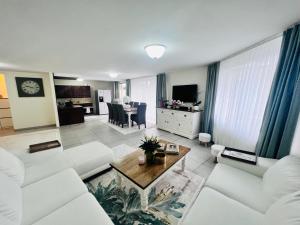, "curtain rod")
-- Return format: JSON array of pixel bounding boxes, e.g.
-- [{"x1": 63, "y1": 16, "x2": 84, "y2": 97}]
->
[
  {"x1": 220, "y1": 32, "x2": 283, "y2": 62},
  {"x1": 220, "y1": 21, "x2": 300, "y2": 63}
]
